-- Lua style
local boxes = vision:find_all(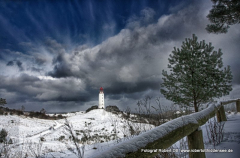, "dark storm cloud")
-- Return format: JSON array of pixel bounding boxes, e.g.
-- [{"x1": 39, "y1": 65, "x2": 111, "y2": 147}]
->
[
  {"x1": 44, "y1": 38, "x2": 66, "y2": 55},
  {"x1": 0, "y1": 74, "x2": 39, "y2": 99},
  {"x1": 0, "y1": 74, "x2": 90, "y2": 104},
  {"x1": 230, "y1": 54, "x2": 240, "y2": 85},
  {"x1": 223, "y1": 29, "x2": 240, "y2": 85},
  {"x1": 31, "y1": 67, "x2": 42, "y2": 72},
  {"x1": 47, "y1": 53, "x2": 73, "y2": 78},
  {"x1": 6, "y1": 61, "x2": 14, "y2": 66},
  {"x1": 16, "y1": 60, "x2": 24, "y2": 71},
  {"x1": 6, "y1": 60, "x2": 24, "y2": 71},
  {"x1": 35, "y1": 56, "x2": 47, "y2": 65},
  {"x1": 1, "y1": 0, "x2": 239, "y2": 112},
  {"x1": 47, "y1": 64, "x2": 74, "y2": 78},
  {"x1": 46, "y1": 1, "x2": 210, "y2": 96},
  {"x1": 105, "y1": 80, "x2": 161, "y2": 95},
  {"x1": 45, "y1": 0, "x2": 240, "y2": 108}
]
